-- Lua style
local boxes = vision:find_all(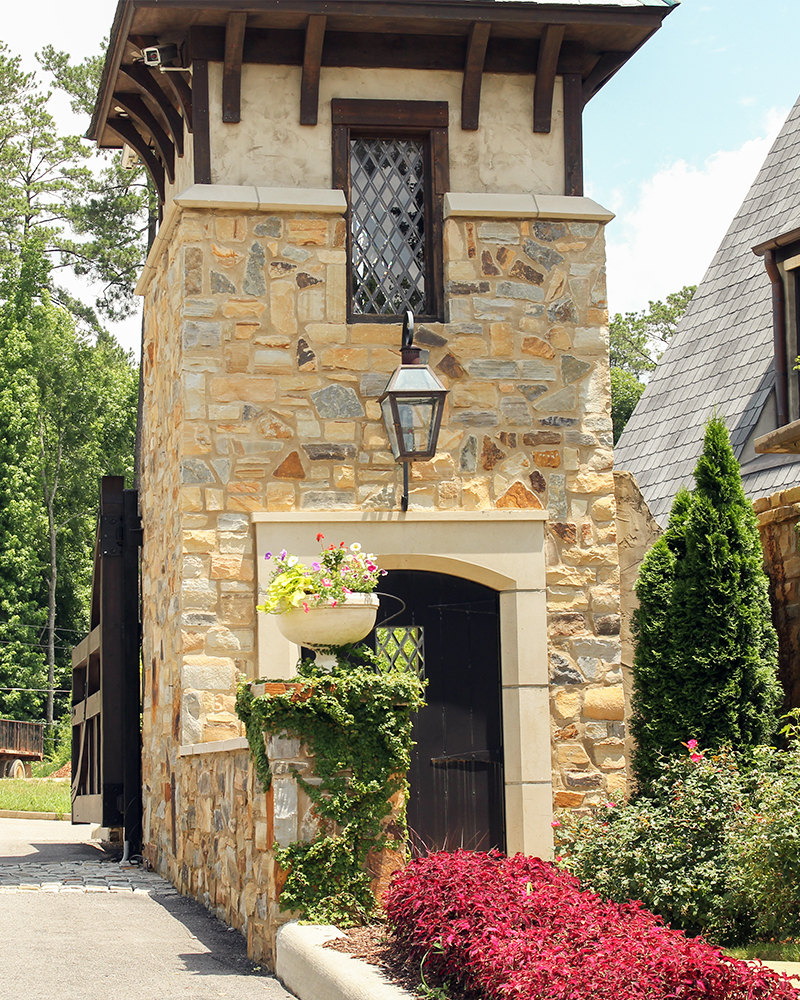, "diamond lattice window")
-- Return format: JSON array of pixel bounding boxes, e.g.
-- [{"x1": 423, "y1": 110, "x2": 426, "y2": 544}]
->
[
  {"x1": 375, "y1": 625, "x2": 425, "y2": 680},
  {"x1": 350, "y1": 138, "x2": 427, "y2": 316}
]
